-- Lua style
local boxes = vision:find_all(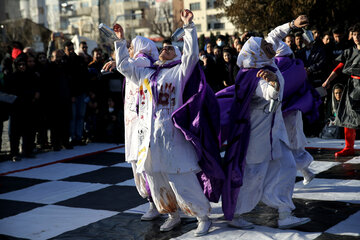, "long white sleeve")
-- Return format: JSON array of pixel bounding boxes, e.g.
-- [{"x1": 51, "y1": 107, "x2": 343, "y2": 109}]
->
[
  {"x1": 255, "y1": 79, "x2": 279, "y2": 100},
  {"x1": 179, "y1": 23, "x2": 199, "y2": 88},
  {"x1": 114, "y1": 40, "x2": 141, "y2": 83},
  {"x1": 266, "y1": 22, "x2": 291, "y2": 48}
]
